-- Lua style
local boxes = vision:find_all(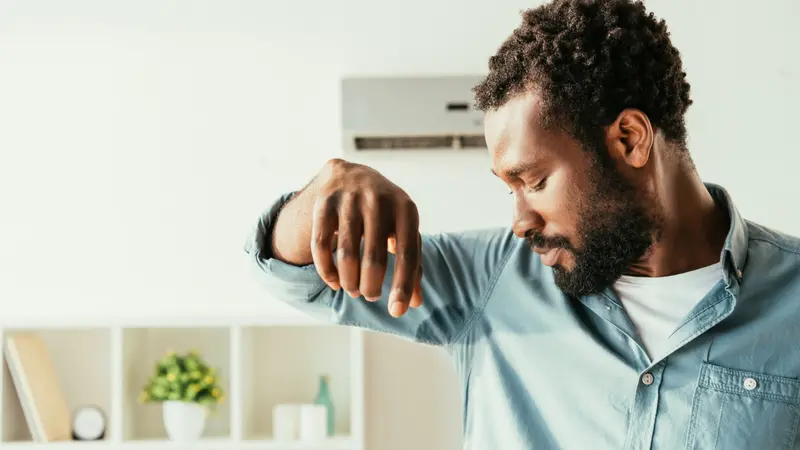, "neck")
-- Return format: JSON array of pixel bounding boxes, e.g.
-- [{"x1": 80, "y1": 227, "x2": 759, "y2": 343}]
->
[{"x1": 626, "y1": 165, "x2": 730, "y2": 278}]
